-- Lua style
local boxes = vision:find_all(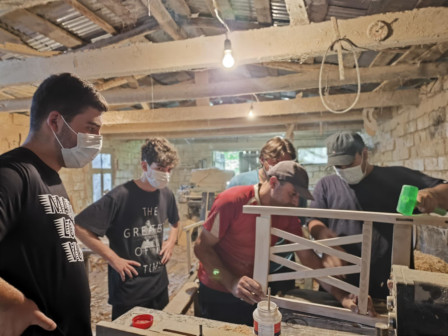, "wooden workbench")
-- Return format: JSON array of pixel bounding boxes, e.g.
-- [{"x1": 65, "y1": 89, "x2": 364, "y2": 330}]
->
[{"x1": 96, "y1": 304, "x2": 381, "y2": 336}]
